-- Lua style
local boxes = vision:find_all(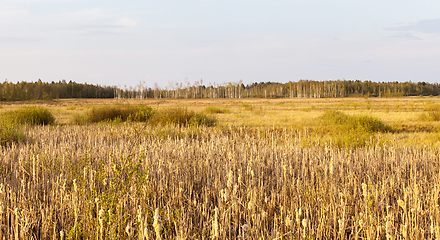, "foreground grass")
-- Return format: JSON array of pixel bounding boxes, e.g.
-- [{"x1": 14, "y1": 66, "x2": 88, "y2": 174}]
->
[
  {"x1": 0, "y1": 119, "x2": 26, "y2": 147},
  {"x1": 2, "y1": 106, "x2": 55, "y2": 125},
  {"x1": 0, "y1": 124, "x2": 440, "y2": 239},
  {"x1": 0, "y1": 106, "x2": 54, "y2": 147}
]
